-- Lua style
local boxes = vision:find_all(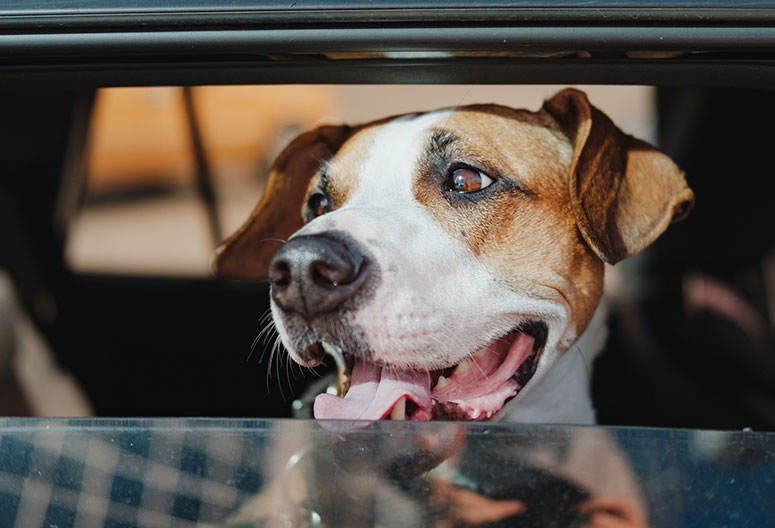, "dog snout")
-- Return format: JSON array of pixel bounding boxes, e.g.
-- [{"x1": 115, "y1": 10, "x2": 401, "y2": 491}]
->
[{"x1": 268, "y1": 234, "x2": 369, "y2": 318}]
